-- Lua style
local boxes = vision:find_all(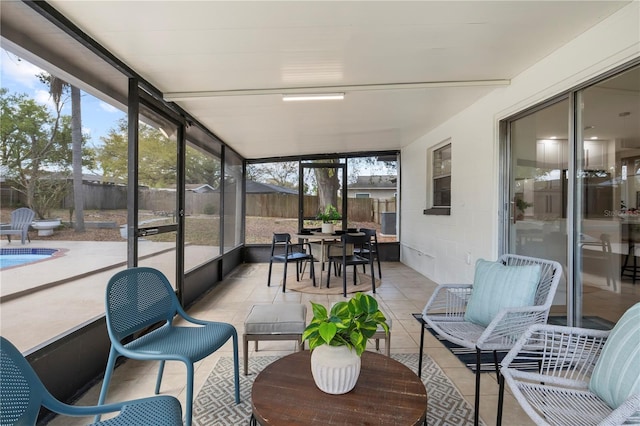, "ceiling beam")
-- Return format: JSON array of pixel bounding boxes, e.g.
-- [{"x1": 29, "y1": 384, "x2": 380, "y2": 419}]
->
[{"x1": 164, "y1": 79, "x2": 510, "y2": 101}]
